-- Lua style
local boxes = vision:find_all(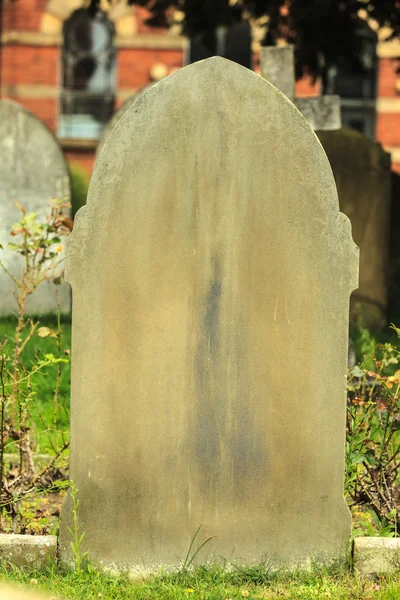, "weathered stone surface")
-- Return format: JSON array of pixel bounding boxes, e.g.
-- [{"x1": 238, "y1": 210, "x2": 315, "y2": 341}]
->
[
  {"x1": 96, "y1": 84, "x2": 154, "y2": 157},
  {"x1": 353, "y1": 537, "x2": 400, "y2": 578},
  {"x1": 295, "y1": 96, "x2": 341, "y2": 131},
  {"x1": 0, "y1": 534, "x2": 57, "y2": 569},
  {"x1": 0, "y1": 99, "x2": 71, "y2": 316},
  {"x1": 260, "y1": 46, "x2": 295, "y2": 101},
  {"x1": 260, "y1": 46, "x2": 341, "y2": 131},
  {"x1": 317, "y1": 127, "x2": 391, "y2": 328},
  {"x1": 60, "y1": 57, "x2": 358, "y2": 571}
]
